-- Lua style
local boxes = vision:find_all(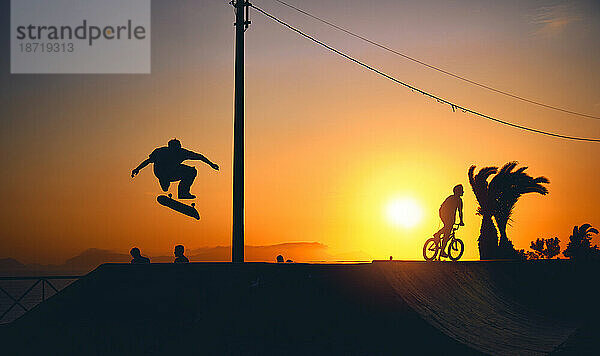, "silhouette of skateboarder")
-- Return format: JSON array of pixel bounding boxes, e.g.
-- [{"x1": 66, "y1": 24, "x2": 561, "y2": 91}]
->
[
  {"x1": 131, "y1": 139, "x2": 219, "y2": 199},
  {"x1": 433, "y1": 184, "x2": 464, "y2": 257}
]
